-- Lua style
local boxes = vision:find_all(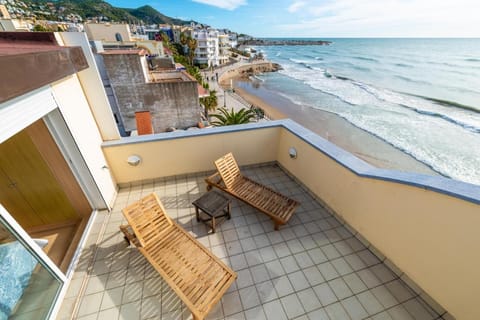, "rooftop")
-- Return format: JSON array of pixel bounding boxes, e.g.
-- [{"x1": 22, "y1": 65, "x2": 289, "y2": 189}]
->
[
  {"x1": 101, "y1": 49, "x2": 147, "y2": 55},
  {"x1": 57, "y1": 164, "x2": 445, "y2": 320},
  {"x1": 0, "y1": 32, "x2": 87, "y2": 103},
  {"x1": 149, "y1": 70, "x2": 194, "y2": 83}
]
